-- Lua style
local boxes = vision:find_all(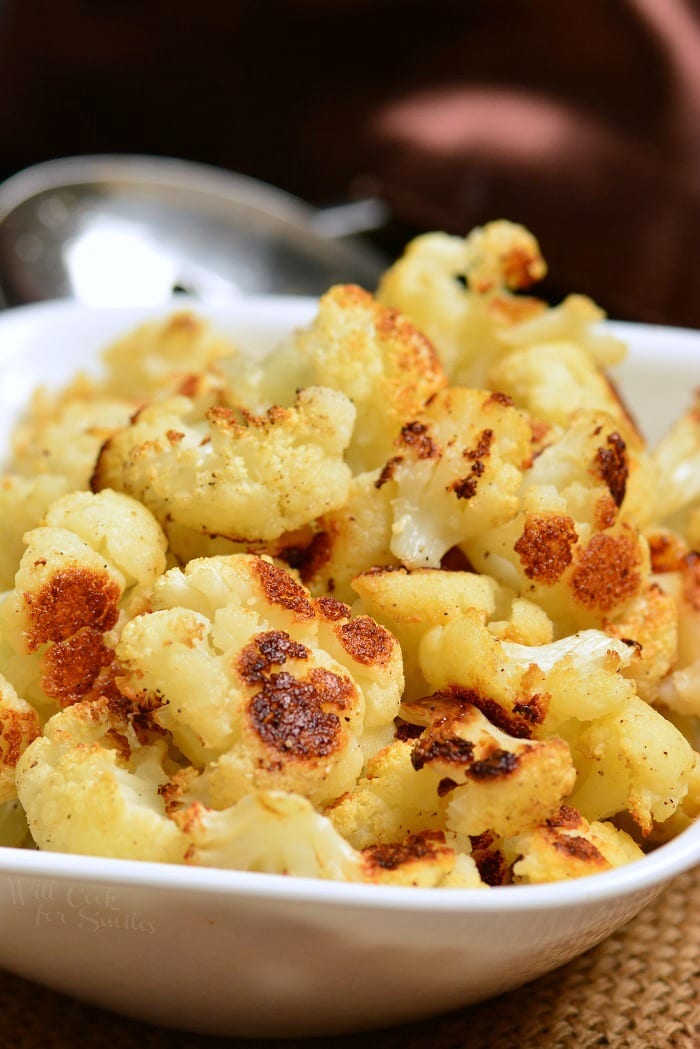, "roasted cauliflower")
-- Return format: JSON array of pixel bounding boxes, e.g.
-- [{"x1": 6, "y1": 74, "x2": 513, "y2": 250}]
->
[{"x1": 1, "y1": 218, "x2": 697, "y2": 887}]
